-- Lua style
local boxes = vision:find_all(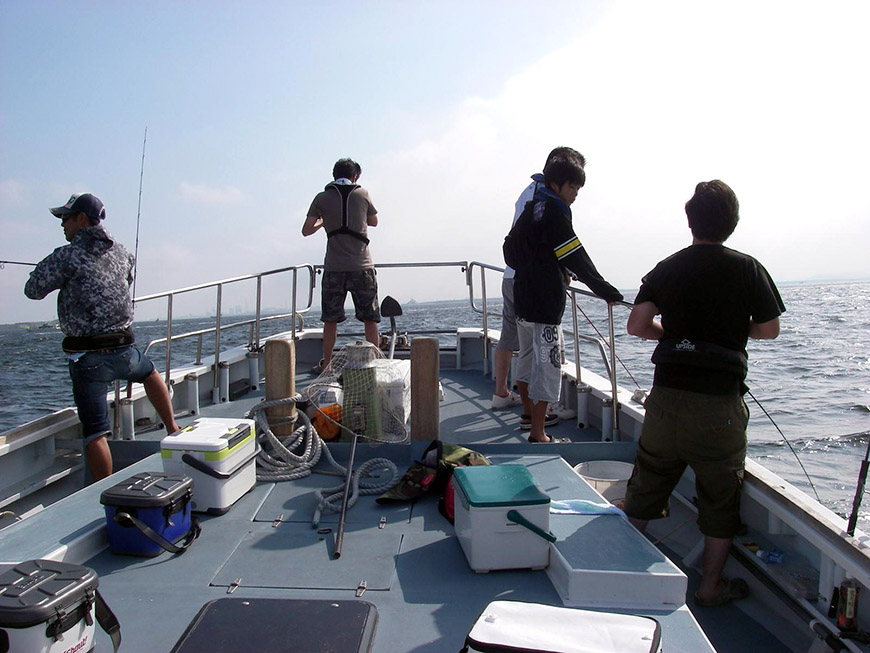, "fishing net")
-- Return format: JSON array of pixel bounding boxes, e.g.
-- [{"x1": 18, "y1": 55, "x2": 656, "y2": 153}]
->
[{"x1": 304, "y1": 341, "x2": 410, "y2": 445}]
